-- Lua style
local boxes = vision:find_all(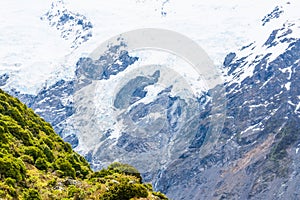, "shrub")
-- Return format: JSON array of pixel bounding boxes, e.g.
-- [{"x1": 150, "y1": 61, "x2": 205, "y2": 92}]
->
[
  {"x1": 108, "y1": 162, "x2": 142, "y2": 182},
  {"x1": 18, "y1": 130, "x2": 34, "y2": 146},
  {"x1": 35, "y1": 157, "x2": 49, "y2": 171},
  {"x1": 101, "y1": 179, "x2": 148, "y2": 200},
  {"x1": 55, "y1": 158, "x2": 76, "y2": 178},
  {"x1": 64, "y1": 142, "x2": 72, "y2": 153},
  {"x1": 91, "y1": 169, "x2": 112, "y2": 178},
  {"x1": 0, "y1": 182, "x2": 17, "y2": 198},
  {"x1": 41, "y1": 125, "x2": 54, "y2": 136},
  {"x1": 23, "y1": 189, "x2": 42, "y2": 200},
  {"x1": 24, "y1": 146, "x2": 43, "y2": 161},
  {"x1": 47, "y1": 178, "x2": 57, "y2": 187},
  {"x1": 42, "y1": 137, "x2": 54, "y2": 149},
  {"x1": 42, "y1": 145, "x2": 54, "y2": 162},
  {"x1": 5, "y1": 178, "x2": 16, "y2": 187},
  {"x1": 20, "y1": 155, "x2": 34, "y2": 164},
  {"x1": 68, "y1": 185, "x2": 84, "y2": 198},
  {"x1": 0, "y1": 126, "x2": 9, "y2": 144},
  {"x1": 54, "y1": 170, "x2": 64, "y2": 178},
  {"x1": 0, "y1": 156, "x2": 26, "y2": 182},
  {"x1": 79, "y1": 165, "x2": 90, "y2": 178},
  {"x1": 153, "y1": 191, "x2": 168, "y2": 199}
]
